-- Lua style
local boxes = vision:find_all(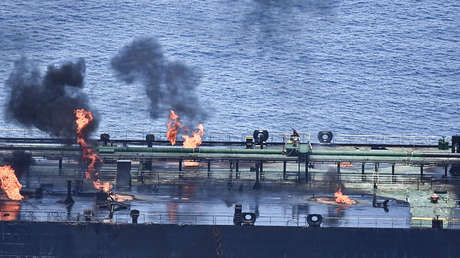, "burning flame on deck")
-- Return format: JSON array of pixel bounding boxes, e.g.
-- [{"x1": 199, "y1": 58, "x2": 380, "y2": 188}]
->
[
  {"x1": 166, "y1": 110, "x2": 182, "y2": 146},
  {"x1": 0, "y1": 165, "x2": 23, "y2": 200},
  {"x1": 183, "y1": 123, "x2": 205, "y2": 148},
  {"x1": 334, "y1": 187, "x2": 354, "y2": 205},
  {"x1": 0, "y1": 201, "x2": 21, "y2": 221},
  {"x1": 183, "y1": 124, "x2": 204, "y2": 166},
  {"x1": 74, "y1": 109, "x2": 112, "y2": 192},
  {"x1": 166, "y1": 110, "x2": 205, "y2": 167}
]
